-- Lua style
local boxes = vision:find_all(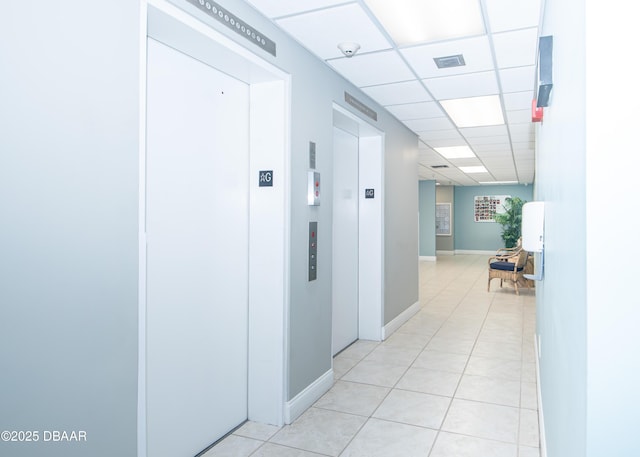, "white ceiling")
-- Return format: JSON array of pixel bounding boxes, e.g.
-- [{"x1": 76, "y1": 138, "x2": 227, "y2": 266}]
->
[{"x1": 245, "y1": 0, "x2": 543, "y2": 185}]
